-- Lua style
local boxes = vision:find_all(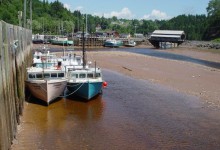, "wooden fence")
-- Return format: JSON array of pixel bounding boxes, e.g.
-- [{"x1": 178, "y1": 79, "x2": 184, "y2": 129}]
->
[{"x1": 0, "y1": 21, "x2": 32, "y2": 150}]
